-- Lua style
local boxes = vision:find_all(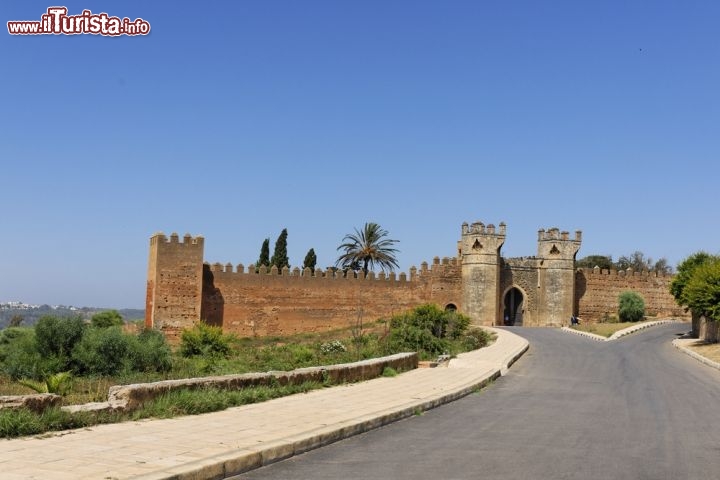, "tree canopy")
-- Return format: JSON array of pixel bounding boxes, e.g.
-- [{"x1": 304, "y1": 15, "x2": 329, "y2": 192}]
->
[
  {"x1": 336, "y1": 222, "x2": 399, "y2": 275},
  {"x1": 90, "y1": 310, "x2": 124, "y2": 328},
  {"x1": 303, "y1": 248, "x2": 317, "y2": 273},
  {"x1": 575, "y1": 255, "x2": 614, "y2": 270},
  {"x1": 257, "y1": 238, "x2": 270, "y2": 268},
  {"x1": 270, "y1": 228, "x2": 290, "y2": 270},
  {"x1": 681, "y1": 258, "x2": 720, "y2": 321},
  {"x1": 670, "y1": 252, "x2": 718, "y2": 306},
  {"x1": 577, "y1": 251, "x2": 672, "y2": 274}
]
